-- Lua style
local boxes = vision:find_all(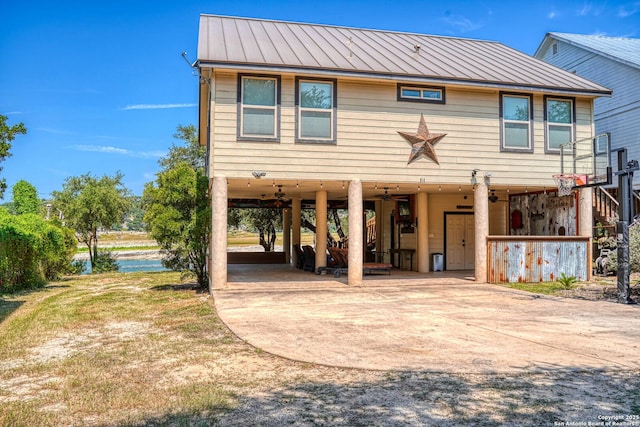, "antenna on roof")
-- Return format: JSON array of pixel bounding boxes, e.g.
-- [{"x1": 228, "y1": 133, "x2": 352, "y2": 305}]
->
[
  {"x1": 181, "y1": 51, "x2": 198, "y2": 76},
  {"x1": 182, "y1": 51, "x2": 196, "y2": 68}
]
